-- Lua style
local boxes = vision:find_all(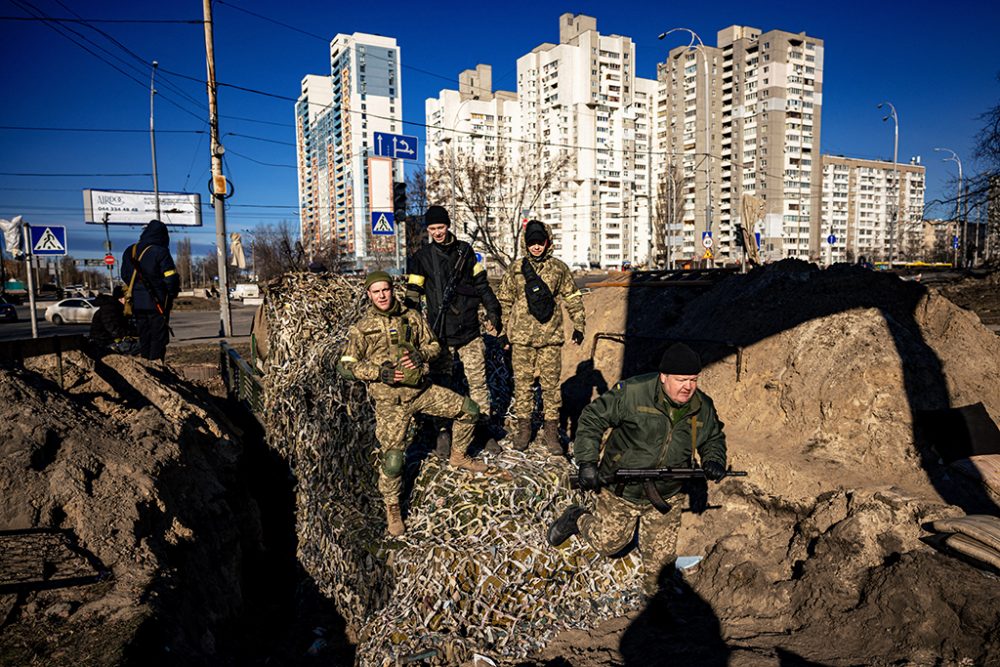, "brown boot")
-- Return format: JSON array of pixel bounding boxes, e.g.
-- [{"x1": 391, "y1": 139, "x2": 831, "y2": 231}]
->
[
  {"x1": 542, "y1": 421, "x2": 563, "y2": 456},
  {"x1": 449, "y1": 445, "x2": 487, "y2": 473},
  {"x1": 385, "y1": 502, "x2": 405, "y2": 537},
  {"x1": 512, "y1": 420, "x2": 533, "y2": 451}
]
